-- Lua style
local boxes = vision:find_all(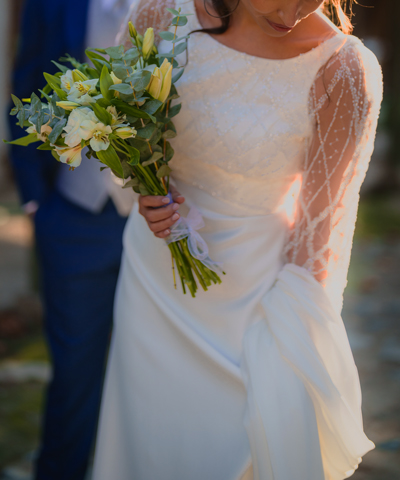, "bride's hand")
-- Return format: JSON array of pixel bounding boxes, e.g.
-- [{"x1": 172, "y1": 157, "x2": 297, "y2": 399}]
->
[{"x1": 138, "y1": 185, "x2": 185, "y2": 238}]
